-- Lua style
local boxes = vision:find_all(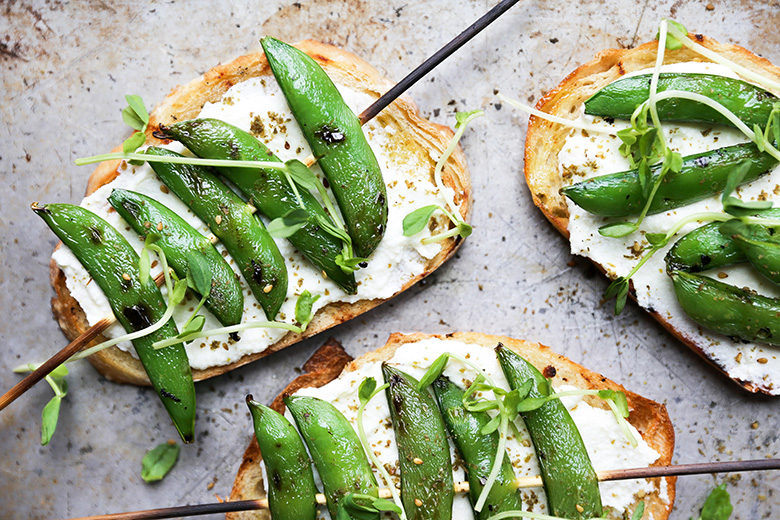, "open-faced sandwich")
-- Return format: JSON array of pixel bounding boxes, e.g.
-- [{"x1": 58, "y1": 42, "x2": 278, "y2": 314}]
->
[
  {"x1": 230, "y1": 332, "x2": 675, "y2": 520},
  {"x1": 521, "y1": 20, "x2": 780, "y2": 395},
  {"x1": 40, "y1": 39, "x2": 471, "y2": 441}
]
